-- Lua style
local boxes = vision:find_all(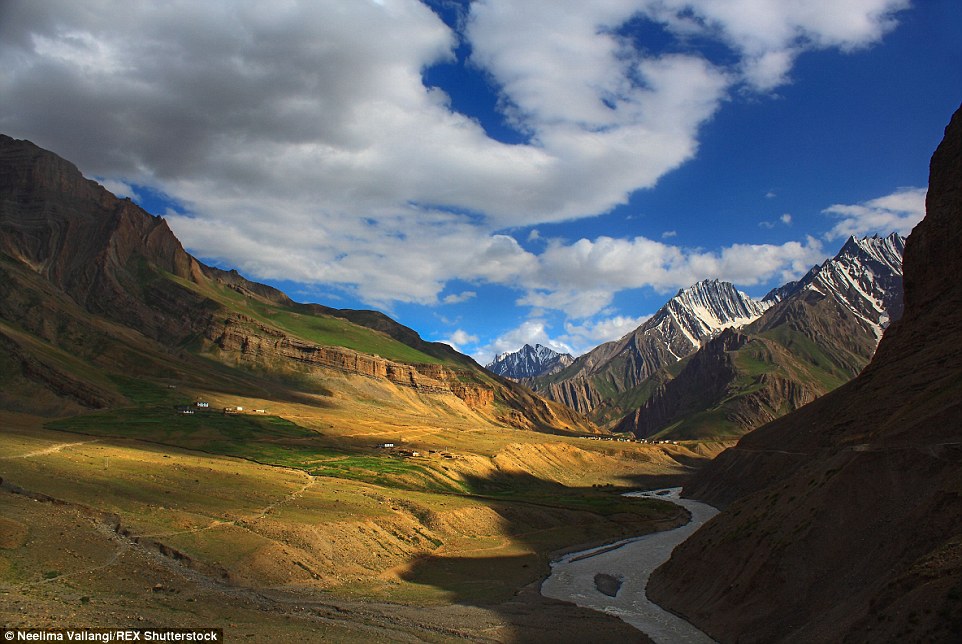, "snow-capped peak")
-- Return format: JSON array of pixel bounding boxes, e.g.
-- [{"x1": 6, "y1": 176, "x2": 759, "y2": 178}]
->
[
  {"x1": 486, "y1": 343, "x2": 574, "y2": 379},
  {"x1": 805, "y1": 233, "x2": 906, "y2": 338},
  {"x1": 659, "y1": 279, "x2": 773, "y2": 348}
]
